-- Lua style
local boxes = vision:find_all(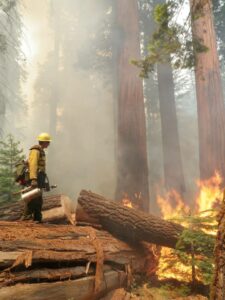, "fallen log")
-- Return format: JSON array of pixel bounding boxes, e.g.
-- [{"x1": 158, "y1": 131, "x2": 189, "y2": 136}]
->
[
  {"x1": 0, "y1": 265, "x2": 104, "y2": 286},
  {"x1": 0, "y1": 220, "x2": 146, "y2": 299},
  {"x1": 0, "y1": 221, "x2": 146, "y2": 271},
  {"x1": 0, "y1": 194, "x2": 75, "y2": 224},
  {"x1": 76, "y1": 190, "x2": 214, "y2": 252},
  {"x1": 0, "y1": 270, "x2": 127, "y2": 300}
]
